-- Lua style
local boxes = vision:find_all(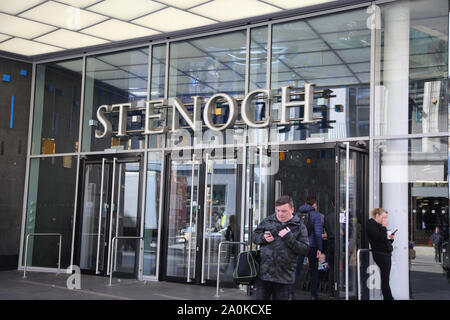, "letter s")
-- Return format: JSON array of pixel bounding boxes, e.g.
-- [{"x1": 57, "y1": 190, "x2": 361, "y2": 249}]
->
[{"x1": 95, "y1": 105, "x2": 112, "y2": 139}]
